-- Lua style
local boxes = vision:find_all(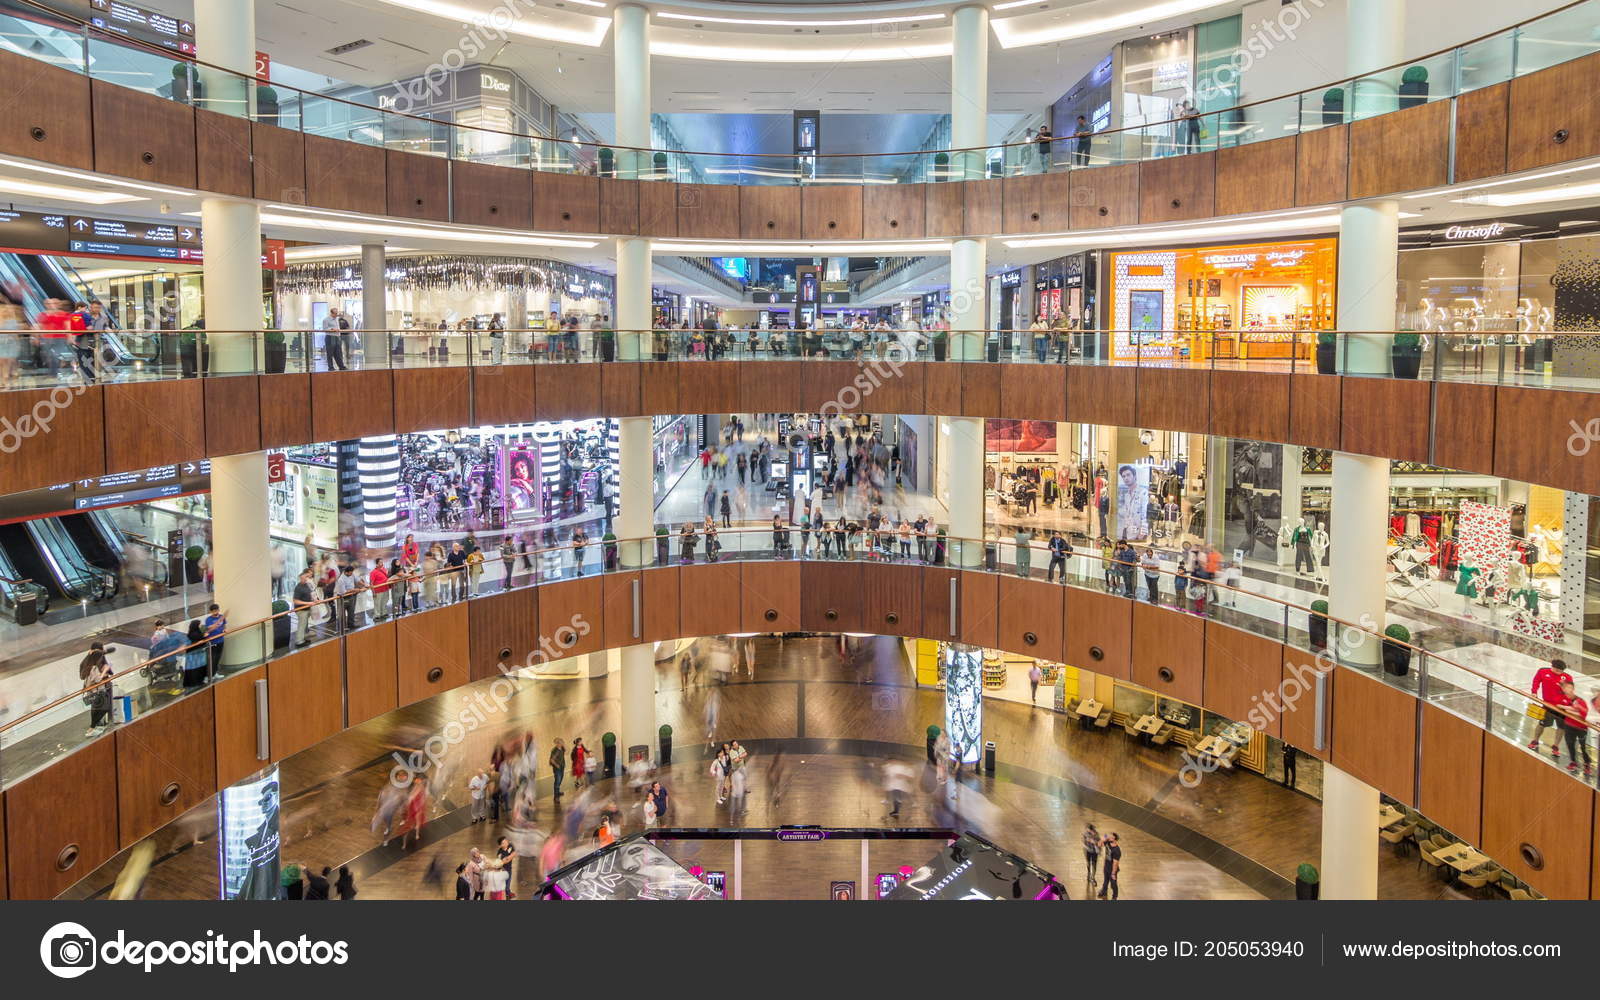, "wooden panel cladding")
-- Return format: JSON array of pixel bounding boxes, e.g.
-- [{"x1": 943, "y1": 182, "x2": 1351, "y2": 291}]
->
[
  {"x1": 1295, "y1": 124, "x2": 1348, "y2": 205},
  {"x1": 311, "y1": 369, "x2": 394, "y2": 442},
  {"x1": 740, "y1": 559, "x2": 800, "y2": 633},
  {"x1": 868, "y1": 358, "x2": 924, "y2": 415},
  {"x1": 1138, "y1": 151, "x2": 1215, "y2": 223},
  {"x1": 1432, "y1": 381, "x2": 1495, "y2": 476},
  {"x1": 640, "y1": 566, "x2": 680, "y2": 643},
  {"x1": 1483, "y1": 734, "x2": 1595, "y2": 900},
  {"x1": 0, "y1": 790, "x2": 6, "y2": 899},
  {"x1": 4, "y1": 738, "x2": 118, "y2": 901},
  {"x1": 920, "y1": 565, "x2": 955, "y2": 641},
  {"x1": 1287, "y1": 373, "x2": 1341, "y2": 450},
  {"x1": 1067, "y1": 364, "x2": 1136, "y2": 427},
  {"x1": 451, "y1": 160, "x2": 534, "y2": 229},
  {"x1": 258, "y1": 373, "x2": 312, "y2": 450},
  {"x1": 1330, "y1": 669, "x2": 1418, "y2": 805},
  {"x1": 212, "y1": 666, "x2": 265, "y2": 789},
  {"x1": 739, "y1": 361, "x2": 805, "y2": 414},
  {"x1": 677, "y1": 361, "x2": 741, "y2": 415},
  {"x1": 1002, "y1": 171, "x2": 1070, "y2": 234},
  {"x1": 251, "y1": 122, "x2": 306, "y2": 204},
  {"x1": 103, "y1": 379, "x2": 205, "y2": 473},
  {"x1": 1338, "y1": 376, "x2": 1431, "y2": 465},
  {"x1": 0, "y1": 49, "x2": 92, "y2": 169},
  {"x1": 677, "y1": 183, "x2": 740, "y2": 239},
  {"x1": 466, "y1": 586, "x2": 536, "y2": 682},
  {"x1": 1279, "y1": 646, "x2": 1332, "y2": 762},
  {"x1": 1210, "y1": 370, "x2": 1289, "y2": 444},
  {"x1": 471, "y1": 364, "x2": 535, "y2": 427},
  {"x1": 1202, "y1": 625, "x2": 1285, "y2": 738},
  {"x1": 398, "y1": 600, "x2": 470, "y2": 705},
  {"x1": 960, "y1": 179, "x2": 1003, "y2": 236},
  {"x1": 862, "y1": 183, "x2": 926, "y2": 239},
  {"x1": 533, "y1": 172, "x2": 600, "y2": 233},
  {"x1": 1131, "y1": 602, "x2": 1203, "y2": 705},
  {"x1": 923, "y1": 363, "x2": 961, "y2": 417},
  {"x1": 115, "y1": 688, "x2": 217, "y2": 846},
  {"x1": 344, "y1": 620, "x2": 399, "y2": 725},
  {"x1": 303, "y1": 134, "x2": 385, "y2": 215},
  {"x1": 862, "y1": 563, "x2": 923, "y2": 638},
  {"x1": 1454, "y1": 83, "x2": 1509, "y2": 183},
  {"x1": 638, "y1": 180, "x2": 678, "y2": 237},
  {"x1": 601, "y1": 569, "x2": 641, "y2": 649},
  {"x1": 641, "y1": 362, "x2": 679, "y2": 417},
  {"x1": 1136, "y1": 367, "x2": 1209, "y2": 435},
  {"x1": 600, "y1": 362, "x2": 642, "y2": 417},
  {"x1": 203, "y1": 375, "x2": 262, "y2": 457},
  {"x1": 538, "y1": 577, "x2": 605, "y2": 659},
  {"x1": 1508, "y1": 51, "x2": 1600, "y2": 173},
  {"x1": 801, "y1": 560, "x2": 866, "y2": 634},
  {"x1": 1065, "y1": 588, "x2": 1132, "y2": 680},
  {"x1": 535, "y1": 363, "x2": 601, "y2": 420},
  {"x1": 678, "y1": 564, "x2": 739, "y2": 638},
  {"x1": 998, "y1": 364, "x2": 1066, "y2": 422},
  {"x1": 1417, "y1": 704, "x2": 1484, "y2": 847},
  {"x1": 386, "y1": 149, "x2": 450, "y2": 221},
  {"x1": 599, "y1": 178, "x2": 641, "y2": 235},
  {"x1": 1349, "y1": 100, "x2": 1450, "y2": 199},
  {"x1": 194, "y1": 109, "x2": 253, "y2": 198},
  {"x1": 997, "y1": 577, "x2": 1064, "y2": 662},
  {"x1": 925, "y1": 181, "x2": 963, "y2": 237},
  {"x1": 740, "y1": 185, "x2": 802, "y2": 240},
  {"x1": 0, "y1": 387, "x2": 106, "y2": 494},
  {"x1": 802, "y1": 184, "x2": 863, "y2": 240},
  {"x1": 1215, "y1": 137, "x2": 1296, "y2": 217},
  {"x1": 958, "y1": 569, "x2": 998, "y2": 648},
  {"x1": 90, "y1": 81, "x2": 196, "y2": 188},
  {"x1": 960, "y1": 363, "x2": 1001, "y2": 417},
  {"x1": 1495, "y1": 386, "x2": 1600, "y2": 496},
  {"x1": 393, "y1": 366, "x2": 472, "y2": 434},
  {"x1": 1068, "y1": 163, "x2": 1139, "y2": 229},
  {"x1": 267, "y1": 640, "x2": 343, "y2": 761}
]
